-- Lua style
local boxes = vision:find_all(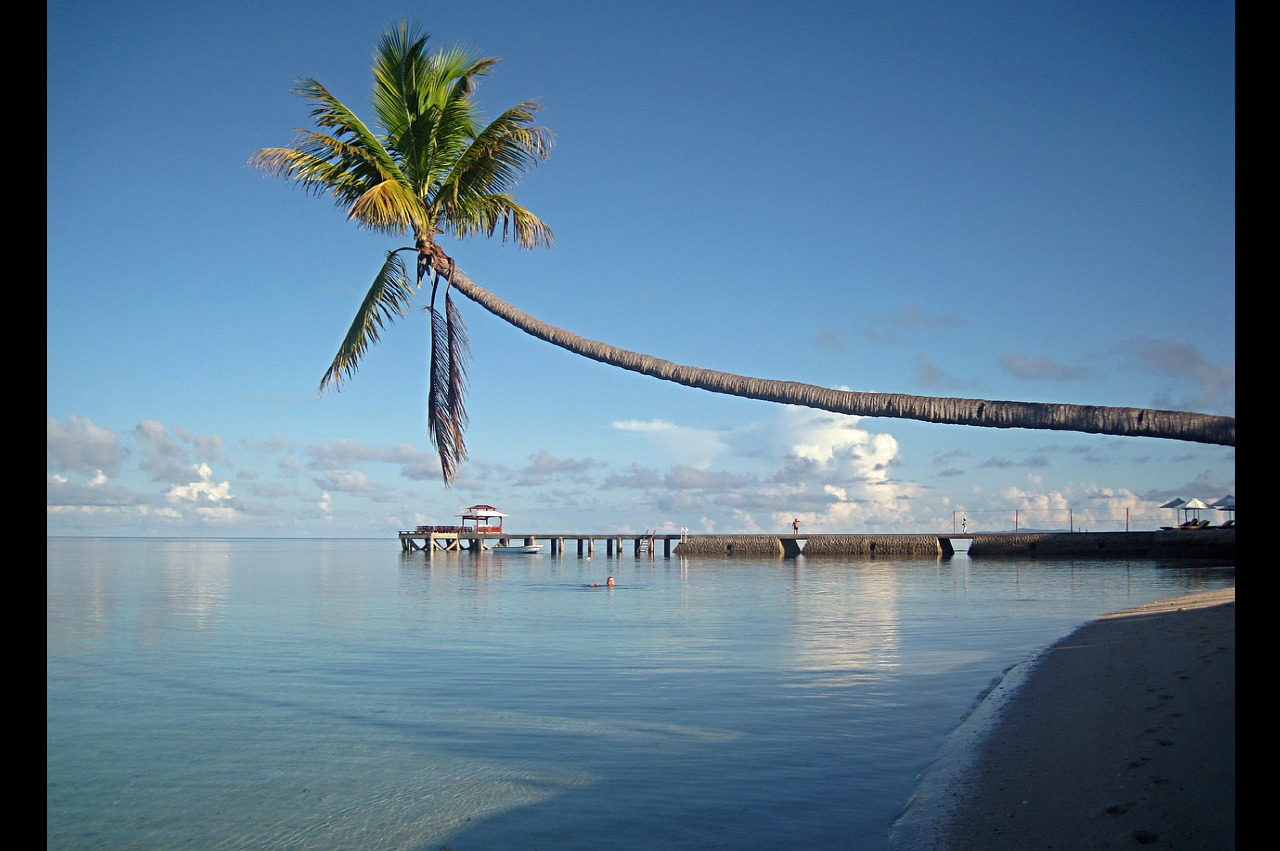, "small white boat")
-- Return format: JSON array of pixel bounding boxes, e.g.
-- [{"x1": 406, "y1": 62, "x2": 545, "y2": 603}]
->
[{"x1": 492, "y1": 544, "x2": 542, "y2": 554}]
